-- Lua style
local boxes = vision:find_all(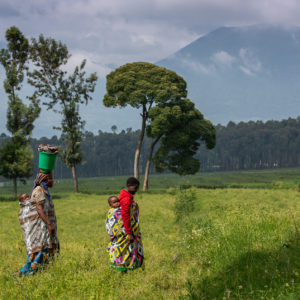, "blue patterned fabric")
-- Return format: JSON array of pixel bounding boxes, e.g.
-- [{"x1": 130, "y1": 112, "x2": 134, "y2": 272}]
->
[{"x1": 19, "y1": 249, "x2": 50, "y2": 276}]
